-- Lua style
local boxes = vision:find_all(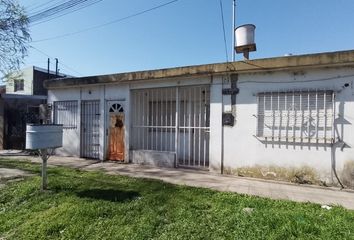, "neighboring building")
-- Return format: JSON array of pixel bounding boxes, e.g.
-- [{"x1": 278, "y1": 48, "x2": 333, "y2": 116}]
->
[
  {"x1": 0, "y1": 66, "x2": 70, "y2": 149},
  {"x1": 5, "y1": 66, "x2": 68, "y2": 96},
  {"x1": 44, "y1": 50, "x2": 354, "y2": 188}
]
